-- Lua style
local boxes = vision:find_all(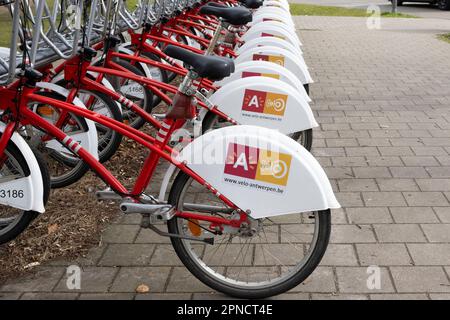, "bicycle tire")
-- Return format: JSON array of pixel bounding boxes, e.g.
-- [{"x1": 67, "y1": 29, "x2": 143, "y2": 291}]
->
[{"x1": 167, "y1": 172, "x2": 331, "y2": 299}]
